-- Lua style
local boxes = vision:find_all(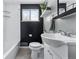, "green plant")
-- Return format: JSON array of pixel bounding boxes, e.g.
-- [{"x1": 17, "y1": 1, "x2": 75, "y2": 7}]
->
[
  {"x1": 40, "y1": 3, "x2": 46, "y2": 9},
  {"x1": 40, "y1": 2, "x2": 47, "y2": 12}
]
